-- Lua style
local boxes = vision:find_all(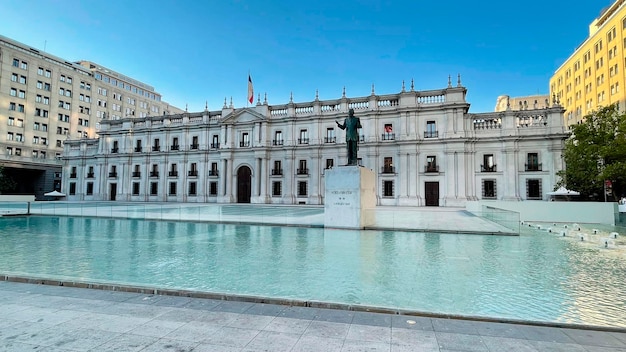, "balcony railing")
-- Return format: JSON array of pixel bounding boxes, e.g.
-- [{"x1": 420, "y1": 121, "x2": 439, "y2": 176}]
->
[
  {"x1": 324, "y1": 137, "x2": 336, "y2": 143},
  {"x1": 110, "y1": 148, "x2": 119, "y2": 153},
  {"x1": 209, "y1": 170, "x2": 219, "y2": 176},
  {"x1": 272, "y1": 169, "x2": 283, "y2": 175},
  {"x1": 273, "y1": 139, "x2": 284, "y2": 146},
  {"x1": 108, "y1": 172, "x2": 117, "y2": 178},
  {"x1": 170, "y1": 145, "x2": 179, "y2": 151},
  {"x1": 481, "y1": 164, "x2": 497, "y2": 172},
  {"x1": 168, "y1": 171, "x2": 178, "y2": 177},
  {"x1": 525, "y1": 163, "x2": 542, "y2": 171},
  {"x1": 131, "y1": 172, "x2": 141, "y2": 178},
  {"x1": 425, "y1": 165, "x2": 439, "y2": 173},
  {"x1": 381, "y1": 166, "x2": 395, "y2": 174},
  {"x1": 150, "y1": 171, "x2": 159, "y2": 177},
  {"x1": 189, "y1": 144, "x2": 199, "y2": 150},
  {"x1": 240, "y1": 141, "x2": 250, "y2": 147},
  {"x1": 424, "y1": 131, "x2": 439, "y2": 138},
  {"x1": 298, "y1": 138, "x2": 309, "y2": 144},
  {"x1": 381, "y1": 133, "x2": 395, "y2": 141},
  {"x1": 297, "y1": 168, "x2": 309, "y2": 175},
  {"x1": 134, "y1": 147, "x2": 142, "y2": 152},
  {"x1": 188, "y1": 170, "x2": 198, "y2": 177},
  {"x1": 69, "y1": 173, "x2": 77, "y2": 178},
  {"x1": 86, "y1": 173, "x2": 94, "y2": 178},
  {"x1": 211, "y1": 142, "x2": 220, "y2": 149},
  {"x1": 152, "y1": 146, "x2": 160, "y2": 152}
]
